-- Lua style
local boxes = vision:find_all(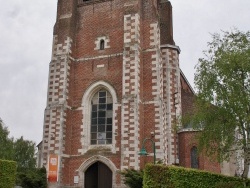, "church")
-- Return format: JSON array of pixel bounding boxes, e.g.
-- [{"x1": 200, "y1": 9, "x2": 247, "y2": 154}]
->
[{"x1": 40, "y1": 0, "x2": 237, "y2": 187}]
